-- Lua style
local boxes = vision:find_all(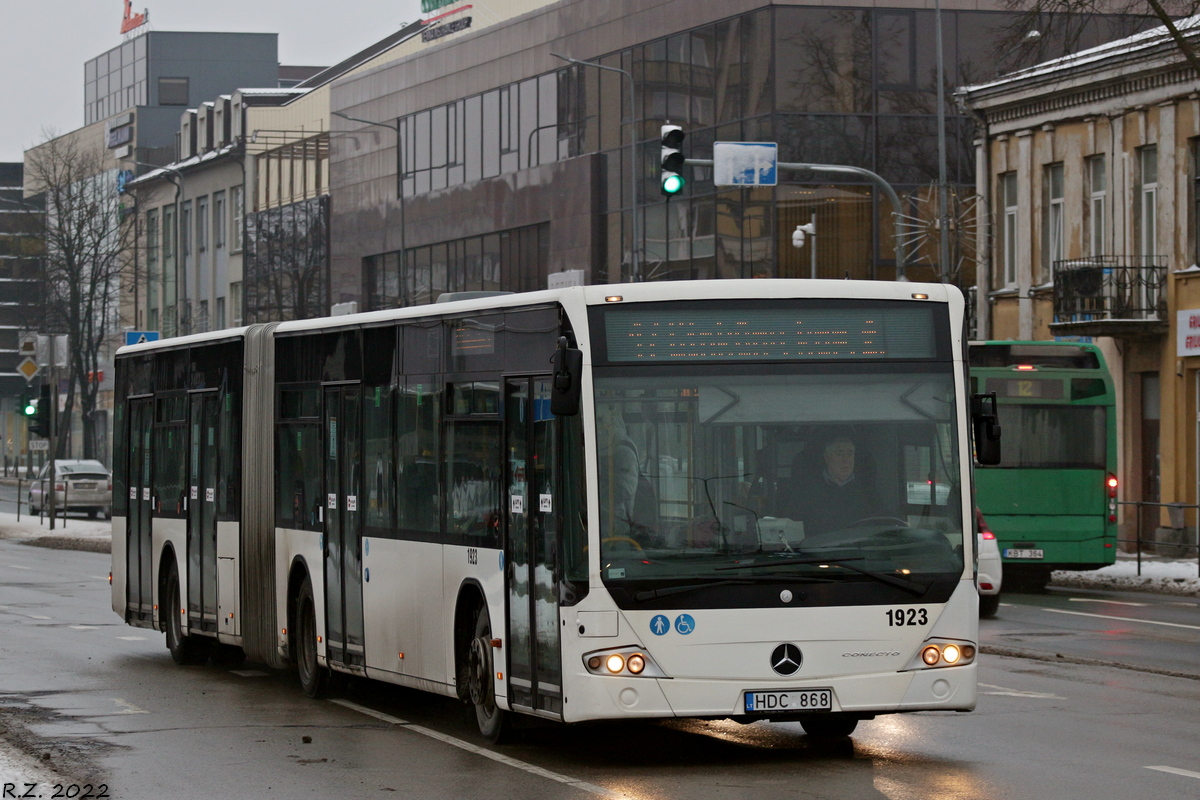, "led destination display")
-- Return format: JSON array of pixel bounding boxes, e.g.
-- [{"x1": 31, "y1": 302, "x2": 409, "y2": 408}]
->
[{"x1": 601, "y1": 305, "x2": 938, "y2": 362}]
